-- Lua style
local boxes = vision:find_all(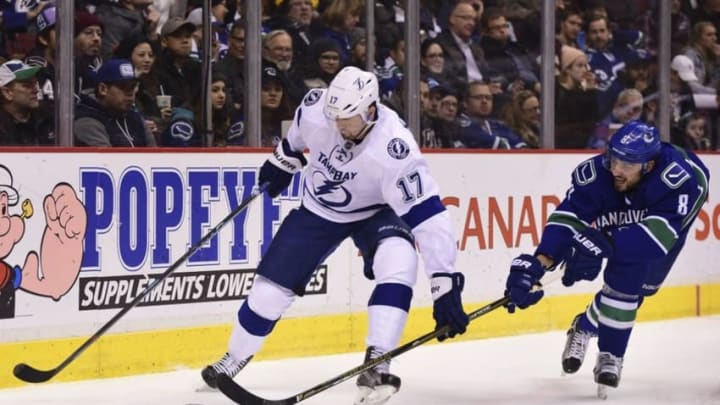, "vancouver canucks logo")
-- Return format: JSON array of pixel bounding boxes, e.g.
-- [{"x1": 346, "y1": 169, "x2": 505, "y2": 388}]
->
[
  {"x1": 387, "y1": 138, "x2": 410, "y2": 160},
  {"x1": 312, "y1": 171, "x2": 352, "y2": 207}
]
